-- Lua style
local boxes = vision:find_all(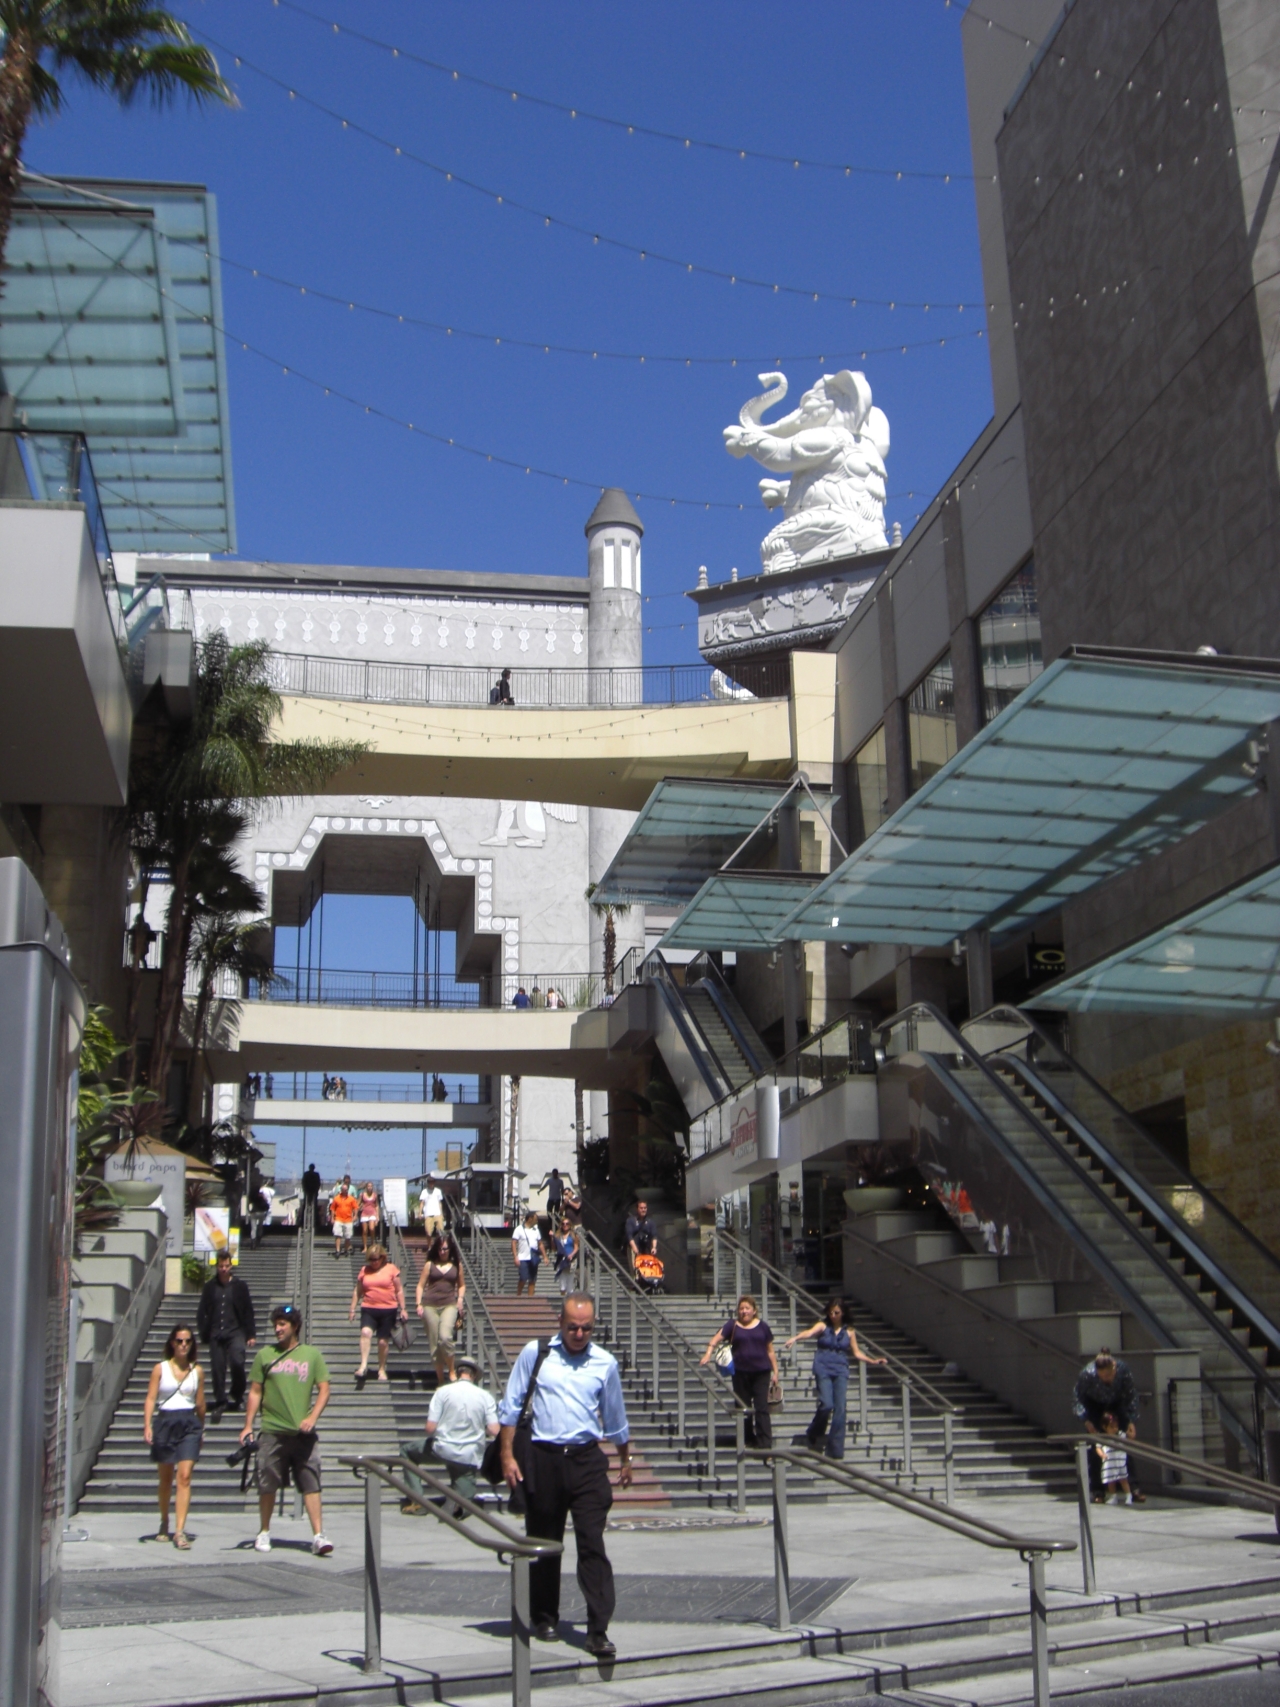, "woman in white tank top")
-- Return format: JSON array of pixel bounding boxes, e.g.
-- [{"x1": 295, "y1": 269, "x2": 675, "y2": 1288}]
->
[{"x1": 143, "y1": 1322, "x2": 206, "y2": 1548}]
